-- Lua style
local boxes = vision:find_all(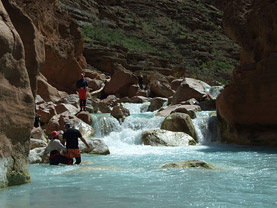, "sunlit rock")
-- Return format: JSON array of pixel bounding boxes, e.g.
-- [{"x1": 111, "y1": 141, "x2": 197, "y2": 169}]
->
[
  {"x1": 79, "y1": 139, "x2": 110, "y2": 155},
  {"x1": 30, "y1": 138, "x2": 47, "y2": 150},
  {"x1": 171, "y1": 78, "x2": 211, "y2": 104},
  {"x1": 55, "y1": 103, "x2": 79, "y2": 115},
  {"x1": 142, "y1": 129, "x2": 196, "y2": 146},
  {"x1": 156, "y1": 104, "x2": 200, "y2": 118},
  {"x1": 29, "y1": 147, "x2": 48, "y2": 164},
  {"x1": 161, "y1": 112, "x2": 197, "y2": 139}
]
